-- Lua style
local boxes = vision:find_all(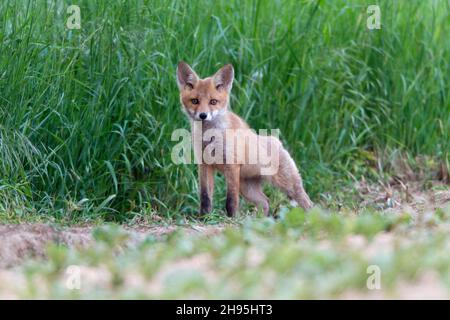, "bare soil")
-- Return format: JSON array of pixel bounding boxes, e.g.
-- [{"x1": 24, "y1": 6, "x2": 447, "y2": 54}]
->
[{"x1": 352, "y1": 179, "x2": 449, "y2": 217}]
